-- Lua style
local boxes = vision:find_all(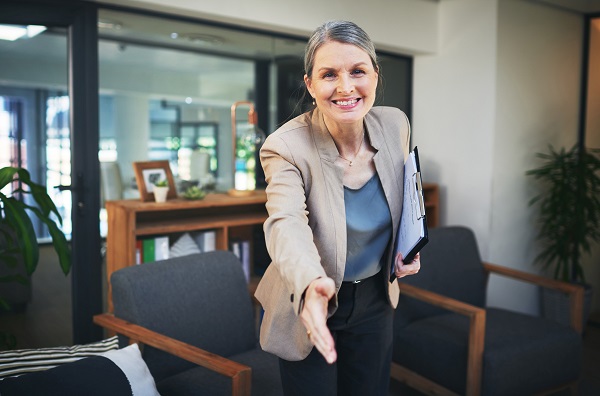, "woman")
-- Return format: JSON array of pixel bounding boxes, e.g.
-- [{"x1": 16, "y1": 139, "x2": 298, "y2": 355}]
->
[{"x1": 254, "y1": 20, "x2": 421, "y2": 396}]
